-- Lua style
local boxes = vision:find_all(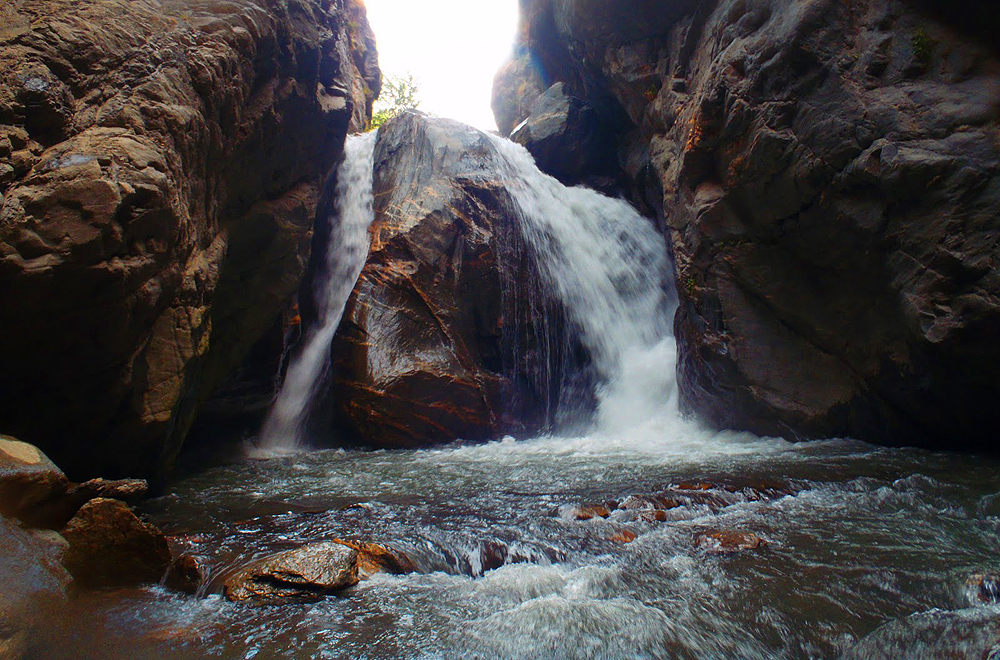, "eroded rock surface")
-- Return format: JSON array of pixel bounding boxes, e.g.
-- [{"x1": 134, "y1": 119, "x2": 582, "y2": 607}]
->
[
  {"x1": 223, "y1": 541, "x2": 359, "y2": 605},
  {"x1": 328, "y1": 112, "x2": 576, "y2": 449},
  {"x1": 0, "y1": 0, "x2": 379, "y2": 482},
  {"x1": 496, "y1": 0, "x2": 1000, "y2": 449},
  {"x1": 0, "y1": 435, "x2": 68, "y2": 524}
]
